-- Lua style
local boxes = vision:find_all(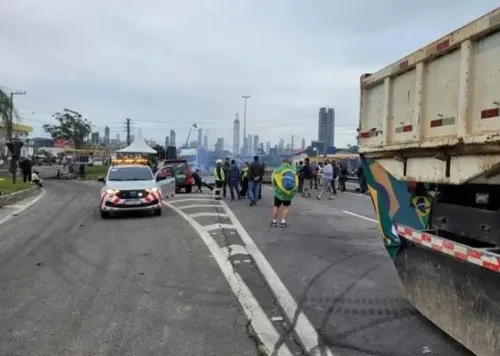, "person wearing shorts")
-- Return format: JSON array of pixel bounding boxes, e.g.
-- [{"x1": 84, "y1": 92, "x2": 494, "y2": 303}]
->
[{"x1": 271, "y1": 158, "x2": 298, "y2": 228}]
